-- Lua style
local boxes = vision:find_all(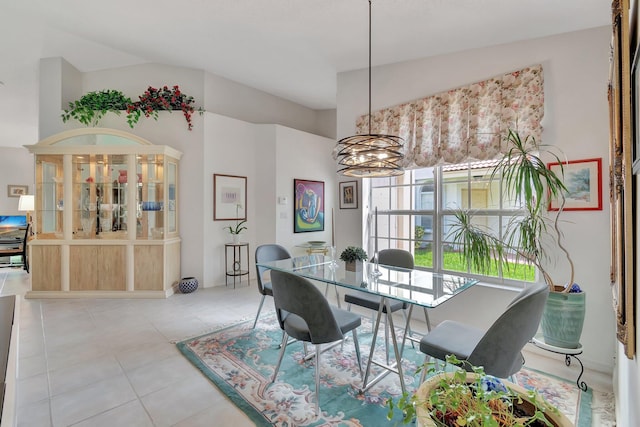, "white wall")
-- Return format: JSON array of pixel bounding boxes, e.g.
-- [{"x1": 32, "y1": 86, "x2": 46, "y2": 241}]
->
[
  {"x1": 337, "y1": 26, "x2": 615, "y2": 374},
  {"x1": 203, "y1": 113, "x2": 260, "y2": 287},
  {"x1": 0, "y1": 148, "x2": 34, "y2": 214},
  {"x1": 274, "y1": 126, "x2": 337, "y2": 251},
  {"x1": 202, "y1": 117, "x2": 336, "y2": 286},
  {"x1": 203, "y1": 73, "x2": 334, "y2": 139}
]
